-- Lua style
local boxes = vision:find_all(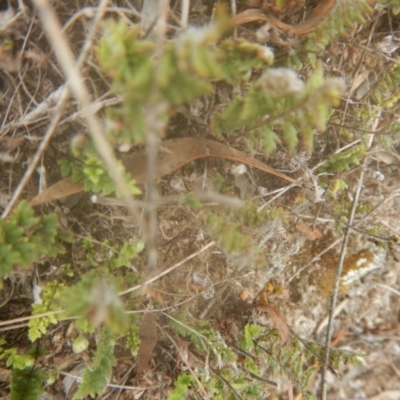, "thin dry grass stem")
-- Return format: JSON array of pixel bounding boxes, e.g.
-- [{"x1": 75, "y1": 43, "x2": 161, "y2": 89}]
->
[
  {"x1": 287, "y1": 238, "x2": 341, "y2": 283},
  {"x1": 1, "y1": 88, "x2": 70, "y2": 219},
  {"x1": 32, "y1": 0, "x2": 141, "y2": 221},
  {"x1": 1, "y1": 0, "x2": 110, "y2": 218},
  {"x1": 180, "y1": 0, "x2": 190, "y2": 28},
  {"x1": 375, "y1": 283, "x2": 400, "y2": 297},
  {"x1": 319, "y1": 109, "x2": 380, "y2": 399},
  {"x1": 1, "y1": 85, "x2": 64, "y2": 133},
  {"x1": 209, "y1": 364, "x2": 246, "y2": 400},
  {"x1": 360, "y1": 191, "x2": 400, "y2": 228},
  {"x1": 59, "y1": 371, "x2": 160, "y2": 391},
  {"x1": 230, "y1": 0, "x2": 238, "y2": 38},
  {"x1": 0, "y1": 323, "x2": 29, "y2": 332},
  {"x1": 316, "y1": 299, "x2": 349, "y2": 335},
  {"x1": 198, "y1": 281, "x2": 230, "y2": 320},
  {"x1": 126, "y1": 288, "x2": 207, "y2": 314},
  {"x1": 92, "y1": 191, "x2": 244, "y2": 208},
  {"x1": 310, "y1": 139, "x2": 363, "y2": 173},
  {"x1": 119, "y1": 241, "x2": 215, "y2": 296},
  {"x1": 257, "y1": 183, "x2": 297, "y2": 212},
  {"x1": 0, "y1": 310, "x2": 63, "y2": 329},
  {"x1": 198, "y1": 260, "x2": 252, "y2": 320},
  {"x1": 62, "y1": 95, "x2": 123, "y2": 125},
  {"x1": 1, "y1": 75, "x2": 121, "y2": 135},
  {"x1": 380, "y1": 219, "x2": 400, "y2": 237},
  {"x1": 108, "y1": 365, "x2": 136, "y2": 400}
]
